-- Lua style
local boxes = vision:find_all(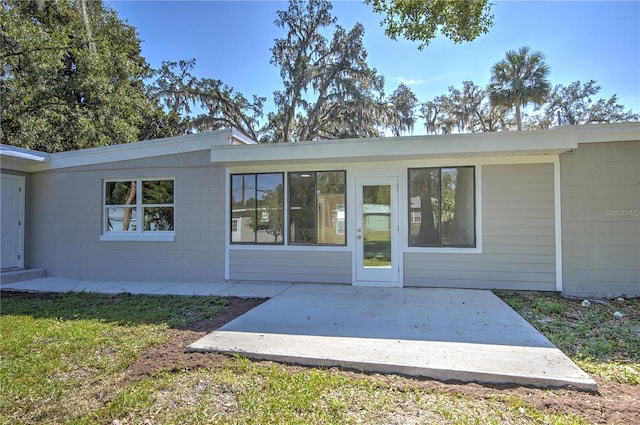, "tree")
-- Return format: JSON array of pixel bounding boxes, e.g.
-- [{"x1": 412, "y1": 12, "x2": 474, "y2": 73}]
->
[
  {"x1": 269, "y1": 0, "x2": 386, "y2": 143},
  {"x1": 543, "y1": 80, "x2": 639, "y2": 126},
  {"x1": 150, "y1": 60, "x2": 264, "y2": 141},
  {"x1": 386, "y1": 83, "x2": 418, "y2": 136},
  {"x1": 489, "y1": 47, "x2": 551, "y2": 131},
  {"x1": 1, "y1": 0, "x2": 176, "y2": 152},
  {"x1": 366, "y1": 0, "x2": 493, "y2": 49}
]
